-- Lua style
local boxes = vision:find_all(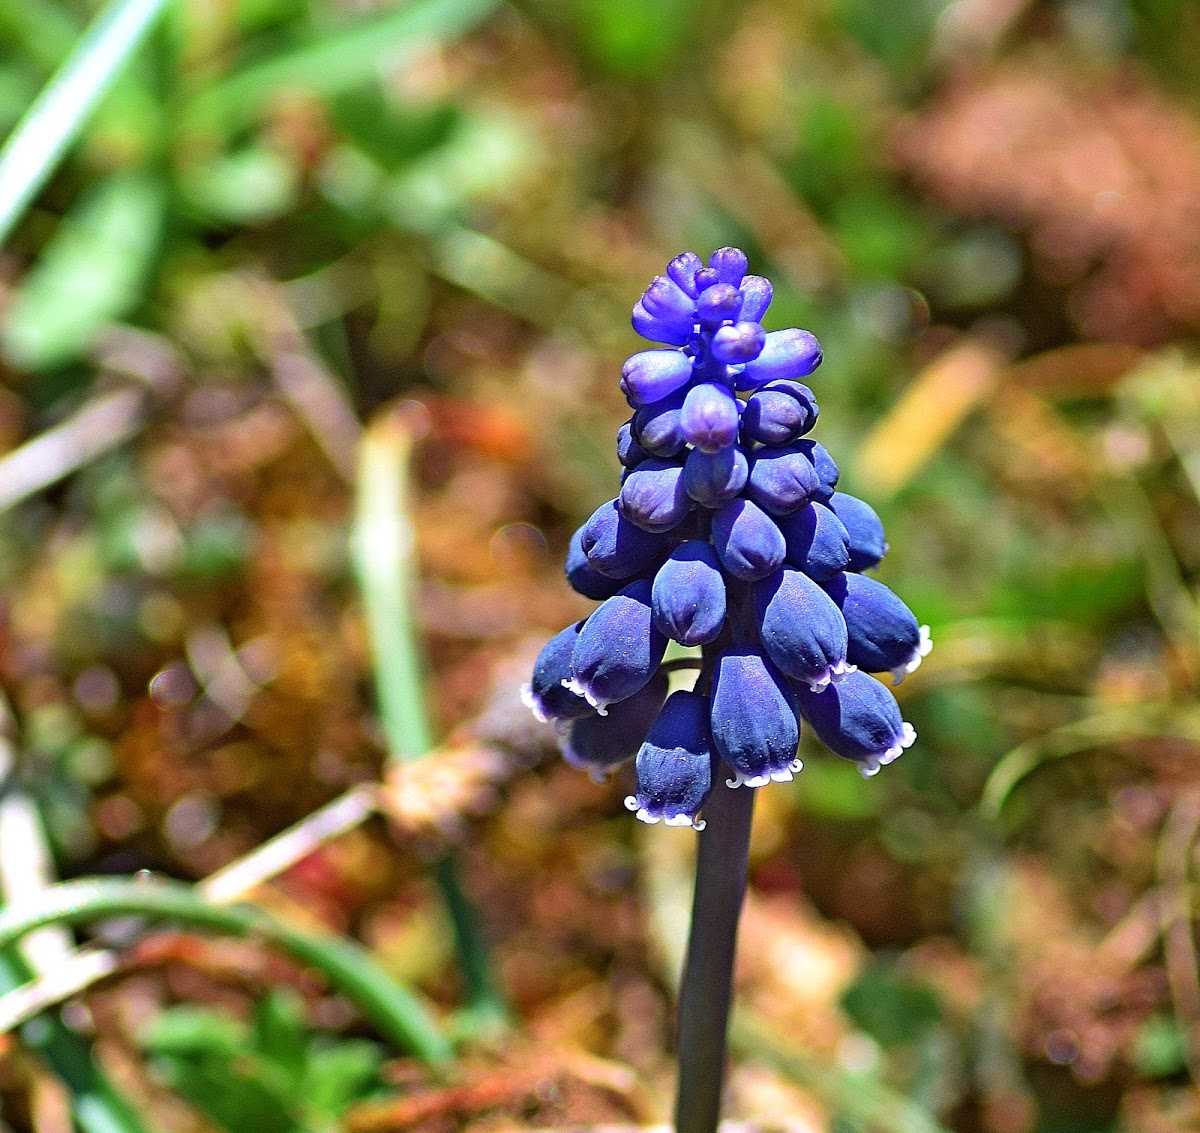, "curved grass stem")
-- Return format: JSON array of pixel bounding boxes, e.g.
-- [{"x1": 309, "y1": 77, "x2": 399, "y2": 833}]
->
[{"x1": 0, "y1": 878, "x2": 453, "y2": 1067}]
